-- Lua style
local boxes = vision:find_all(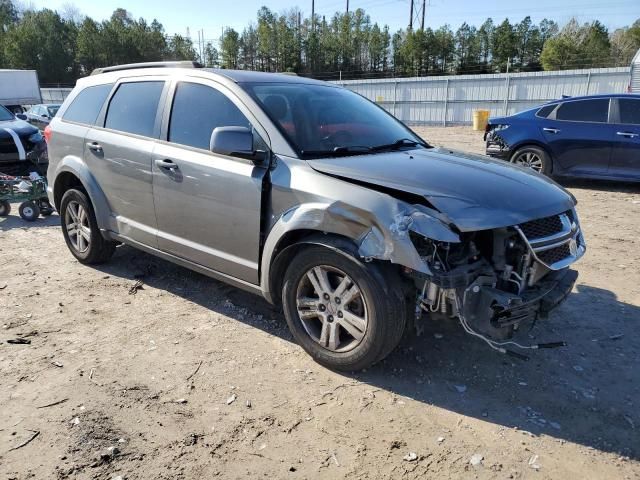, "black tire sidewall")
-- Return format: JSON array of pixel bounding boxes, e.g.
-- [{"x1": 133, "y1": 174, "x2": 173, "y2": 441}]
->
[
  {"x1": 59, "y1": 188, "x2": 112, "y2": 264},
  {"x1": 282, "y1": 246, "x2": 400, "y2": 371},
  {"x1": 0, "y1": 200, "x2": 10, "y2": 216},
  {"x1": 512, "y1": 146, "x2": 551, "y2": 175}
]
